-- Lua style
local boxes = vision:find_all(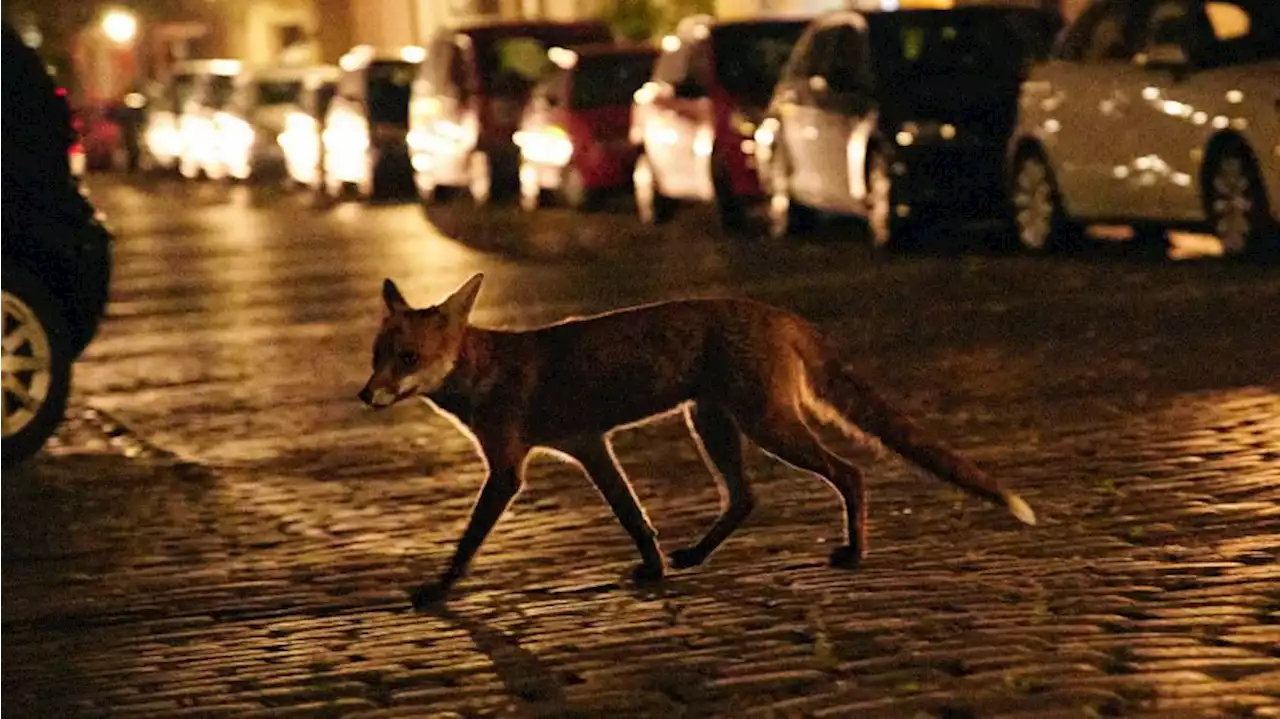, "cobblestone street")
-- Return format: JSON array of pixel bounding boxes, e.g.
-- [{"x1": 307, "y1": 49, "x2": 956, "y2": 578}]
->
[{"x1": 4, "y1": 176, "x2": 1278, "y2": 718}]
